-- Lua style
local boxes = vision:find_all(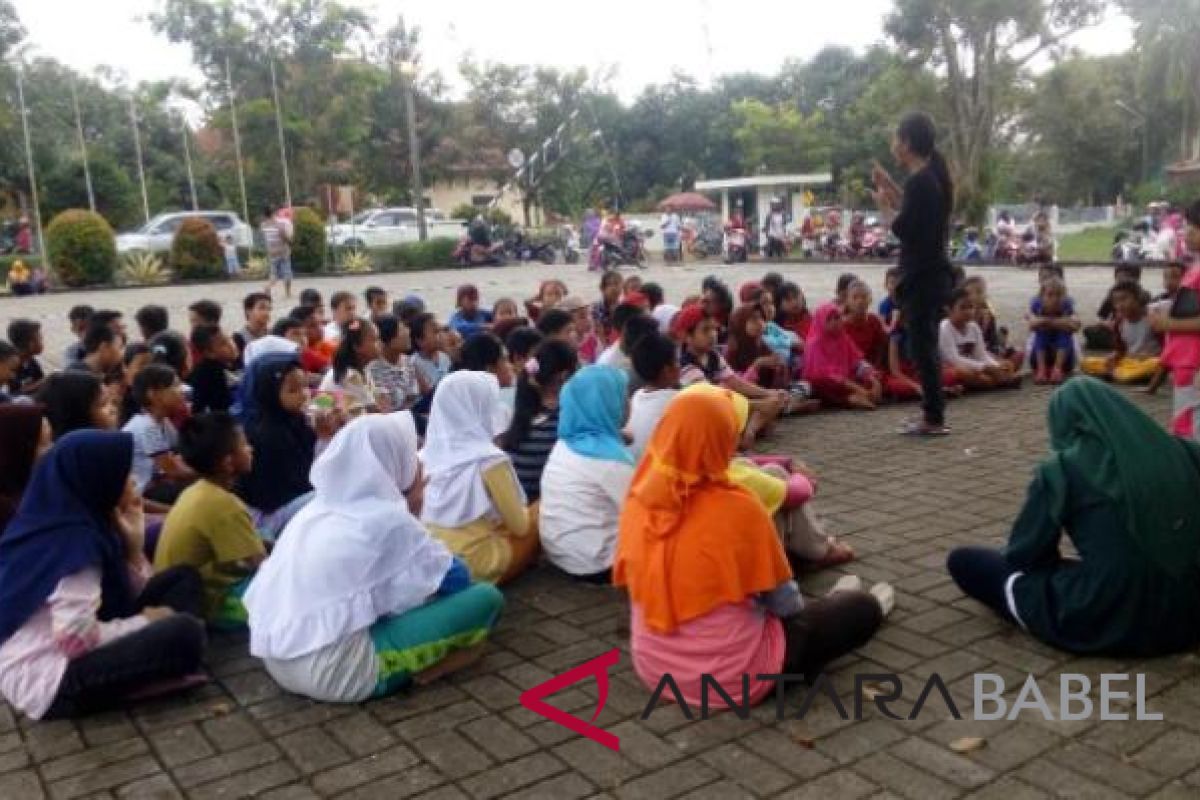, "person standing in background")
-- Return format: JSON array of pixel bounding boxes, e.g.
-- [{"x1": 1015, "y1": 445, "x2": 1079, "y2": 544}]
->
[
  {"x1": 261, "y1": 205, "x2": 294, "y2": 301},
  {"x1": 872, "y1": 112, "x2": 956, "y2": 436}
]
